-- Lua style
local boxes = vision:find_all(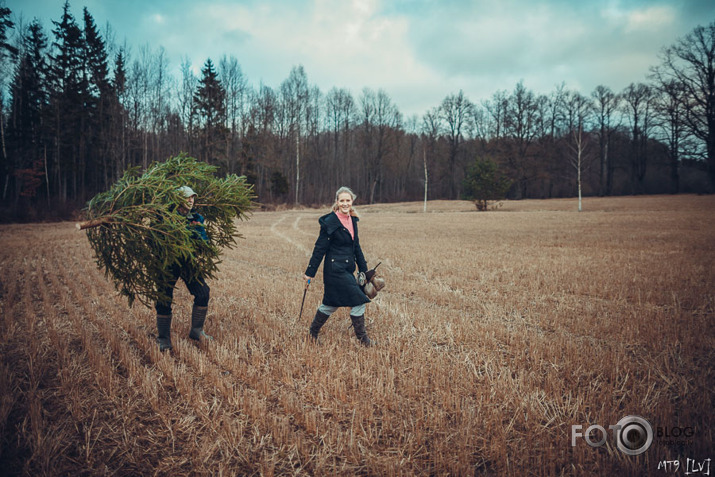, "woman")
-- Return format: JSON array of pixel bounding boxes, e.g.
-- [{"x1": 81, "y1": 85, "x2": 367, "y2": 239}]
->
[
  {"x1": 304, "y1": 186, "x2": 375, "y2": 346},
  {"x1": 155, "y1": 185, "x2": 213, "y2": 351}
]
